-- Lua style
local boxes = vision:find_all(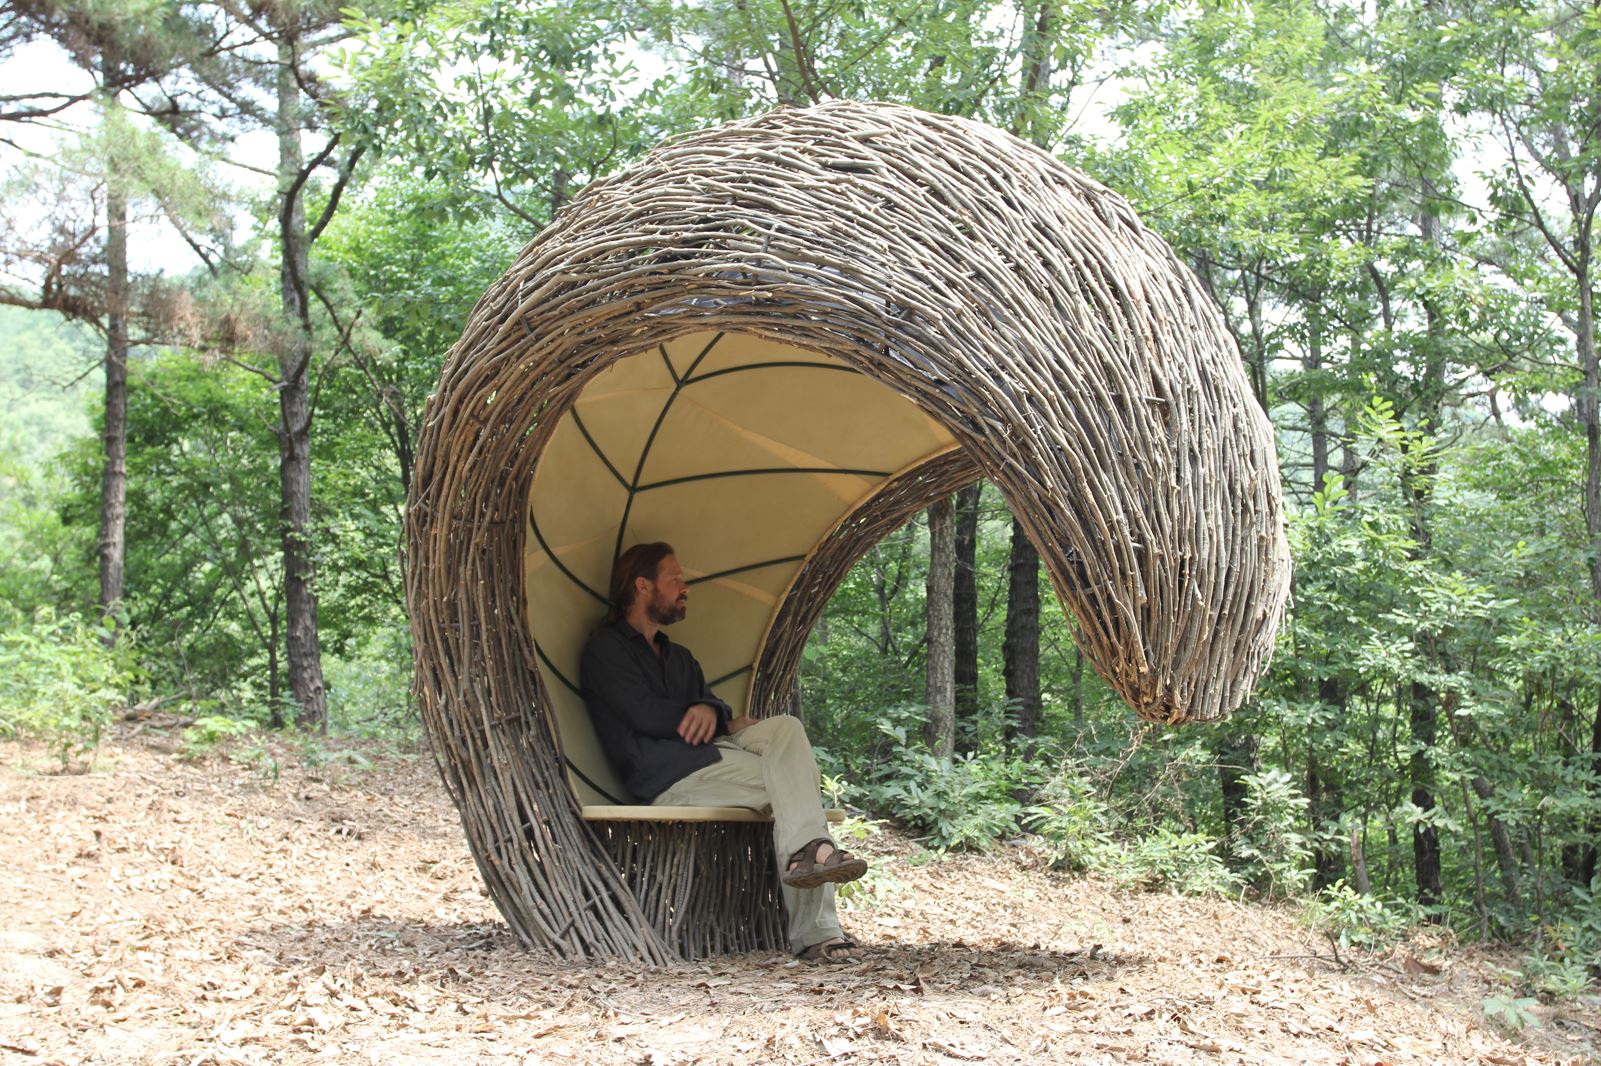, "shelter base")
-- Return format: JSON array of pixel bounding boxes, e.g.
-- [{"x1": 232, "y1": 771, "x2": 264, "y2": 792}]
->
[{"x1": 585, "y1": 818, "x2": 788, "y2": 960}]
